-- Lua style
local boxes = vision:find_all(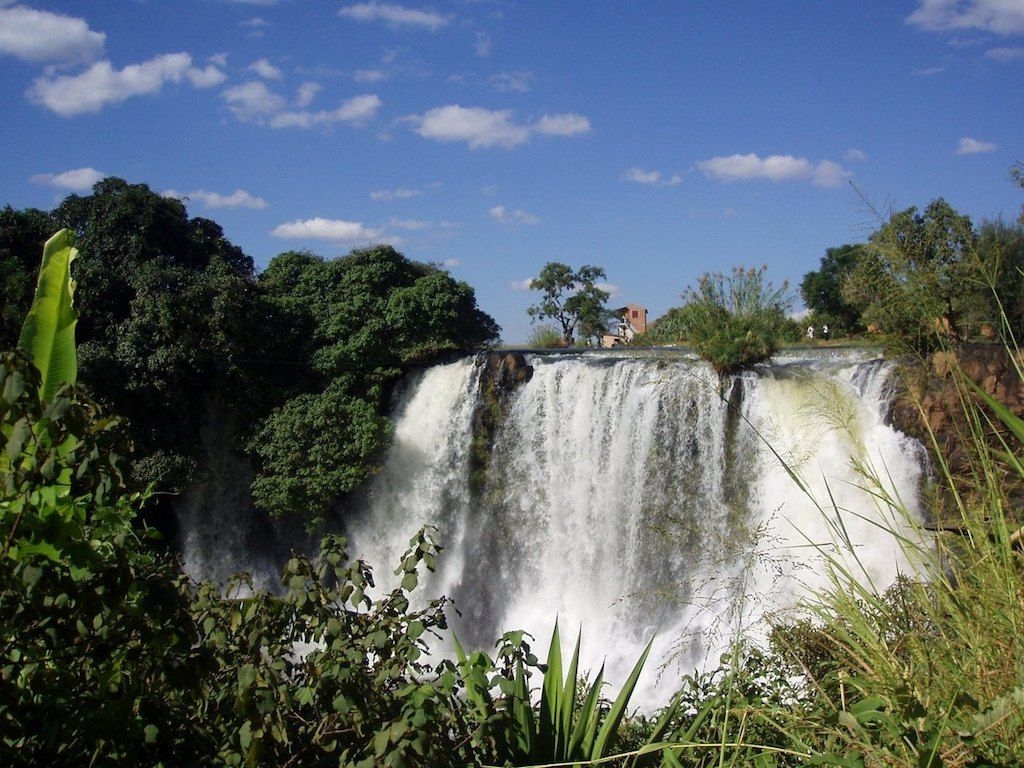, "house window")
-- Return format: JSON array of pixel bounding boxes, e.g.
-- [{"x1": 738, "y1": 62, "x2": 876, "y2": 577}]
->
[{"x1": 631, "y1": 310, "x2": 639, "y2": 319}]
